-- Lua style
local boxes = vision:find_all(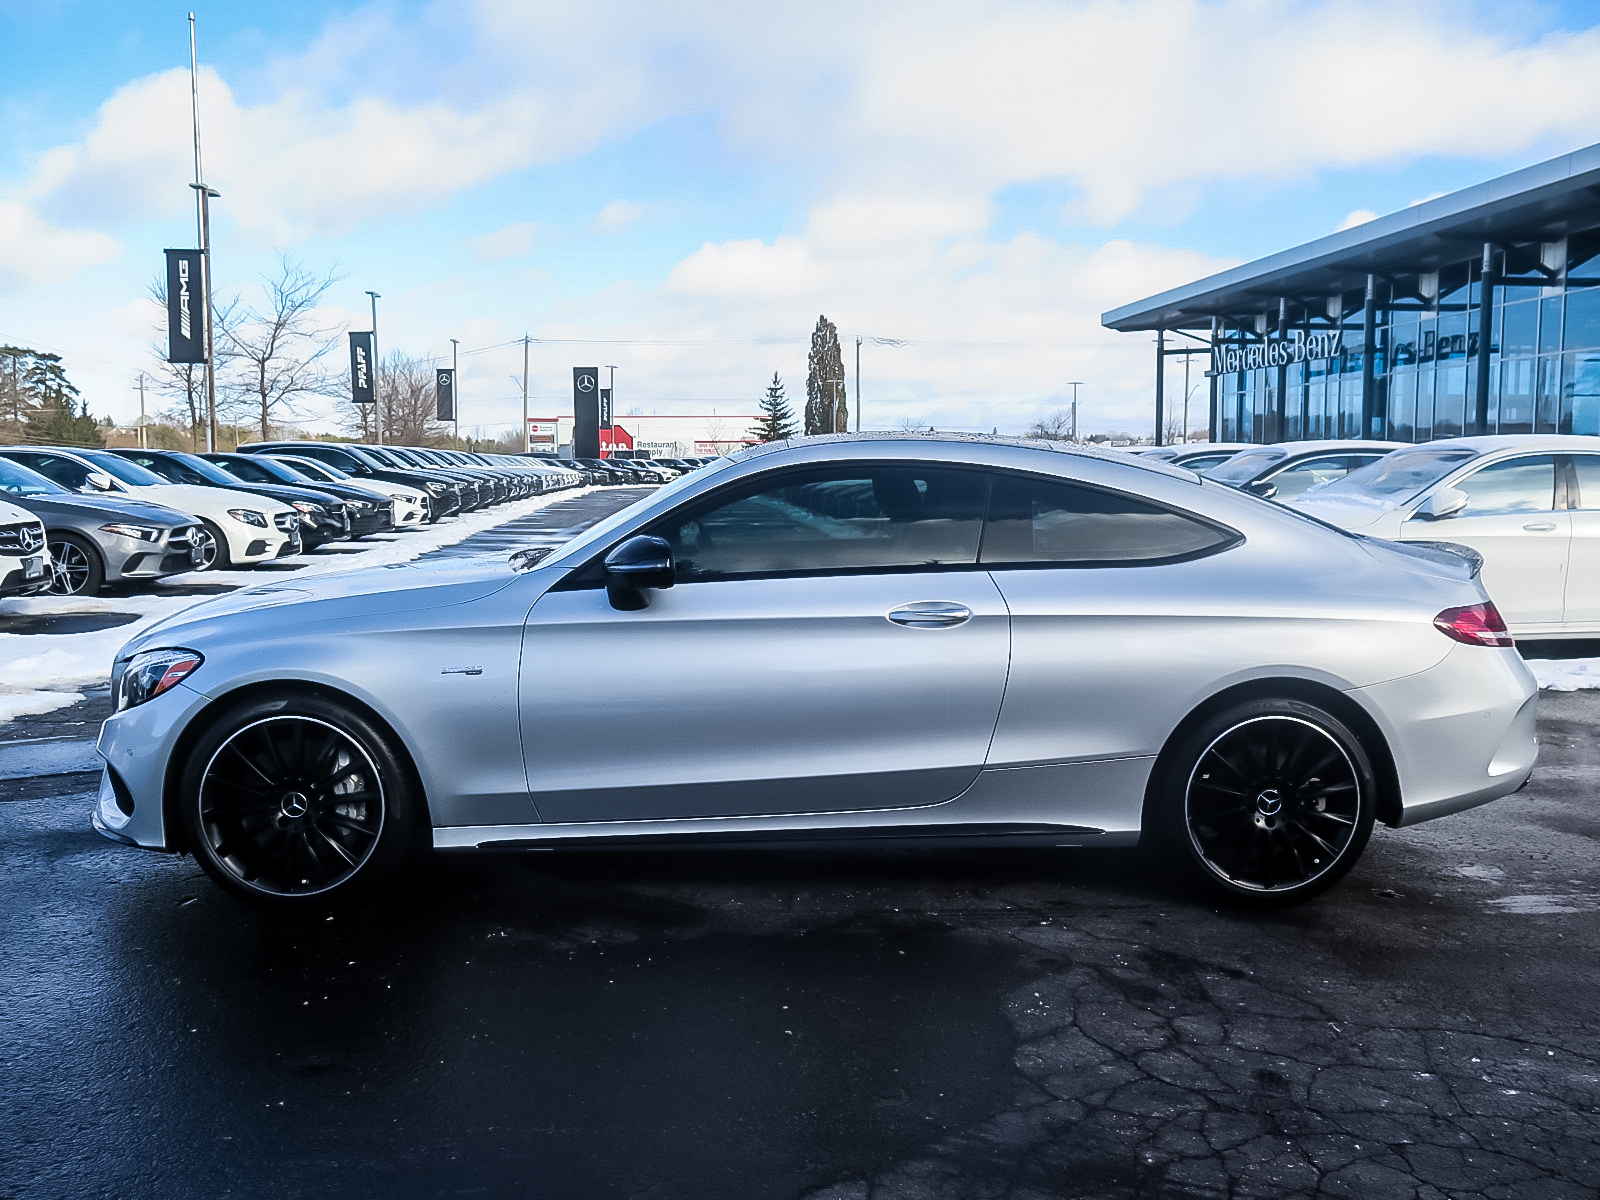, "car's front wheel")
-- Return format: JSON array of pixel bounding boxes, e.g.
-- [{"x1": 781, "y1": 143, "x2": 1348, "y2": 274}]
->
[
  {"x1": 1154, "y1": 698, "x2": 1376, "y2": 905},
  {"x1": 47, "y1": 532, "x2": 104, "y2": 595},
  {"x1": 179, "y1": 693, "x2": 424, "y2": 908},
  {"x1": 193, "y1": 519, "x2": 231, "y2": 570}
]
